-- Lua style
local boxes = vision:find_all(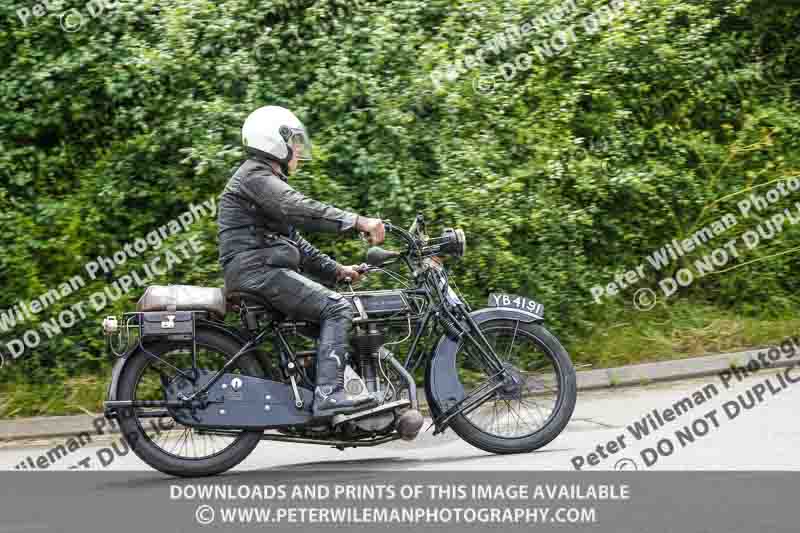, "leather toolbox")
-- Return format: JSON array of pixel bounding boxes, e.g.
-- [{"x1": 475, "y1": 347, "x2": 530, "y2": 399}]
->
[{"x1": 140, "y1": 311, "x2": 194, "y2": 339}]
